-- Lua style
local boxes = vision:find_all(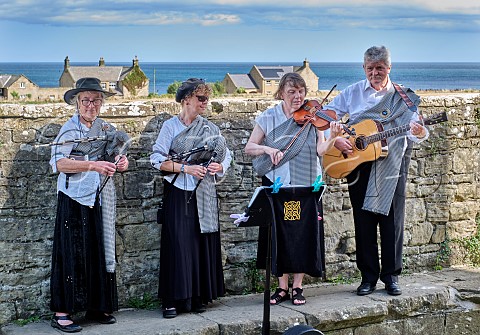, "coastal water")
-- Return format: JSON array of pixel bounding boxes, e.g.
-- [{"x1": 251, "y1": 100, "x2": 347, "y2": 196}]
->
[{"x1": 1, "y1": 62, "x2": 479, "y2": 94}]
